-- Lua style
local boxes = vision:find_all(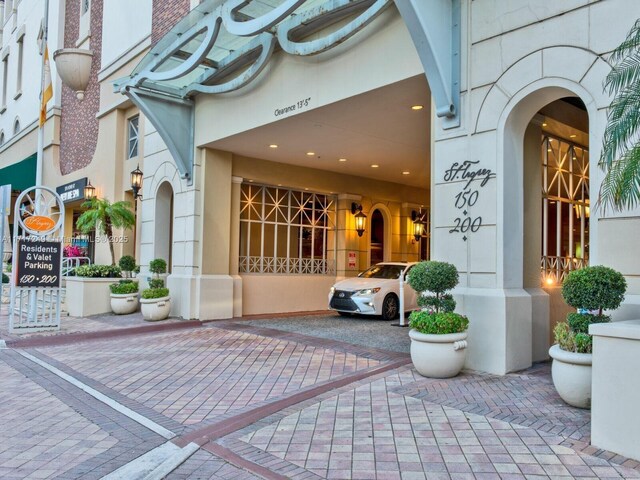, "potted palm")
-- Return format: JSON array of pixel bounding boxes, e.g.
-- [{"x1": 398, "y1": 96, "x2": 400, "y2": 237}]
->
[
  {"x1": 549, "y1": 265, "x2": 626, "y2": 408},
  {"x1": 406, "y1": 261, "x2": 469, "y2": 378},
  {"x1": 109, "y1": 280, "x2": 139, "y2": 314},
  {"x1": 76, "y1": 197, "x2": 136, "y2": 265},
  {"x1": 141, "y1": 258, "x2": 171, "y2": 321}
]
